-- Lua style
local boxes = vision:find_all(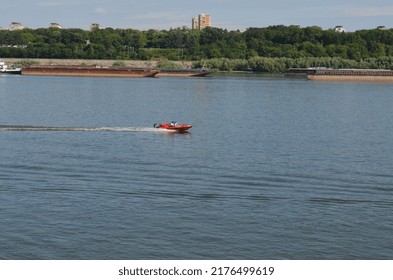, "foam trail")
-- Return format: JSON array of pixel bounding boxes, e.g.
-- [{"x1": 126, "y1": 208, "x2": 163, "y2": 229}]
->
[{"x1": 0, "y1": 125, "x2": 172, "y2": 133}]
